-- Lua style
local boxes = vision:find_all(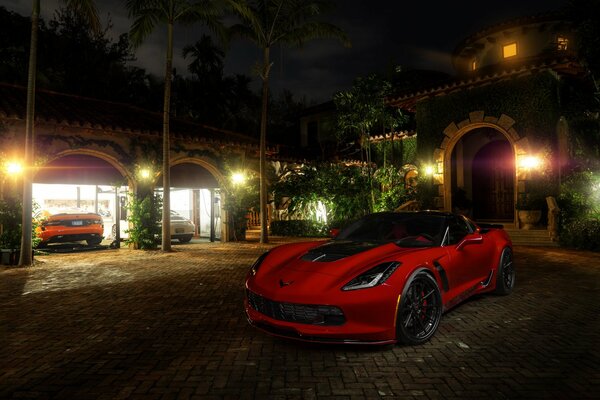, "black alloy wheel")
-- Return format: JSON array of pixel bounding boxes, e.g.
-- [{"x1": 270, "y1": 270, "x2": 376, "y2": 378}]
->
[
  {"x1": 178, "y1": 235, "x2": 192, "y2": 243},
  {"x1": 494, "y1": 247, "x2": 515, "y2": 295},
  {"x1": 396, "y1": 272, "x2": 442, "y2": 345},
  {"x1": 87, "y1": 238, "x2": 103, "y2": 246}
]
